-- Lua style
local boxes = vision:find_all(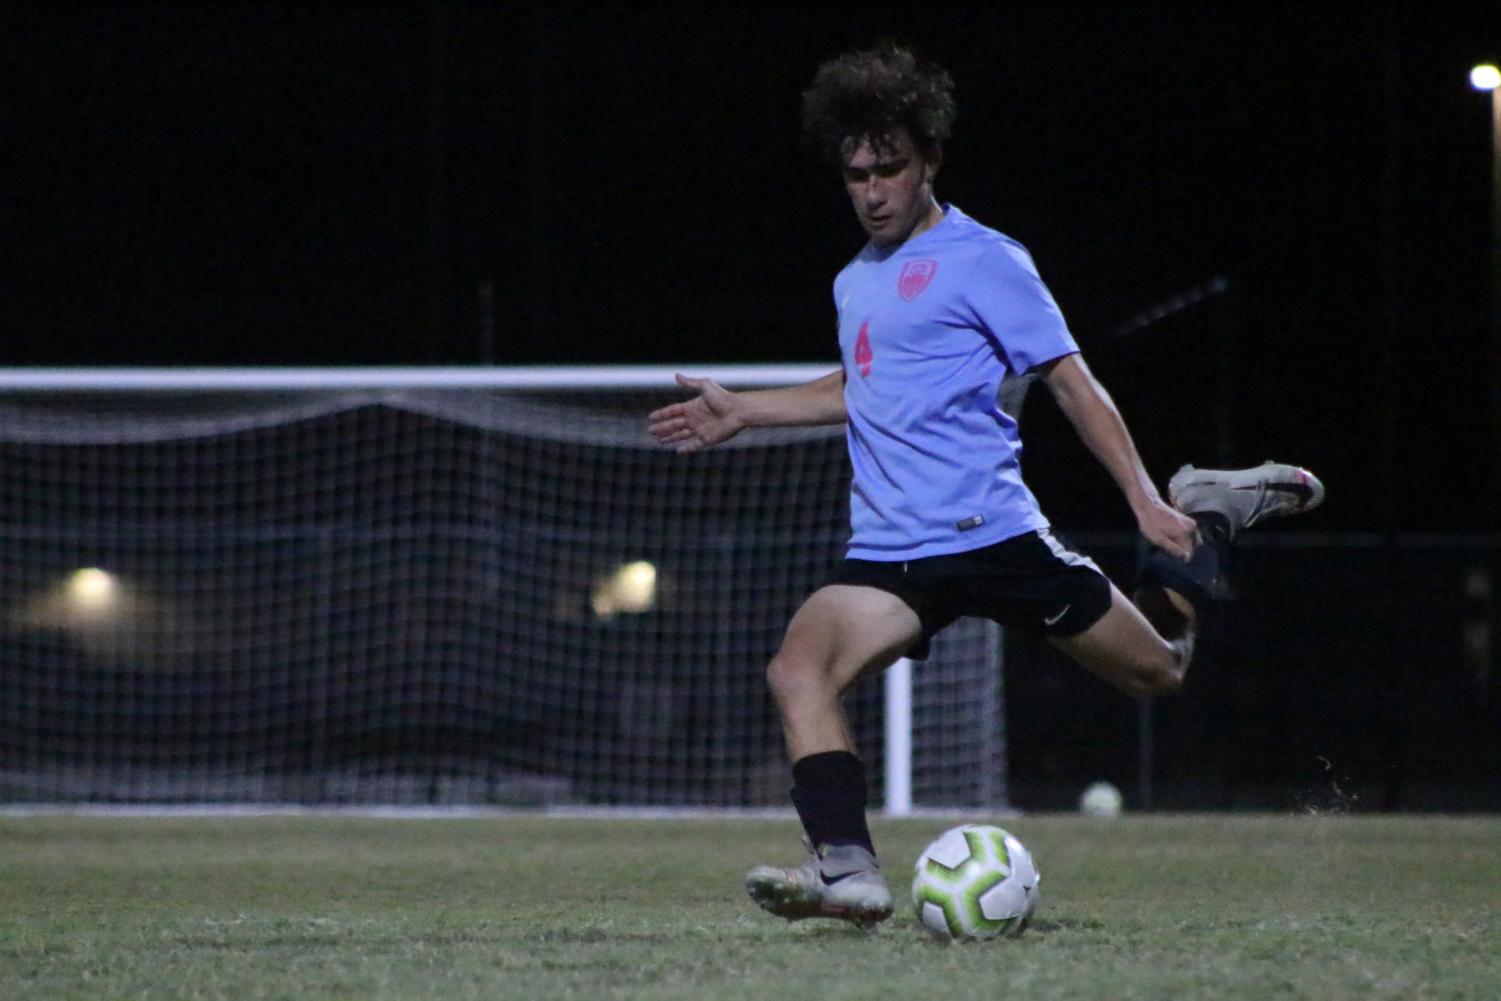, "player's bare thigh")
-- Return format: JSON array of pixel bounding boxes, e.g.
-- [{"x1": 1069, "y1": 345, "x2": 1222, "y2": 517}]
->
[
  {"x1": 772, "y1": 584, "x2": 923, "y2": 695},
  {"x1": 766, "y1": 585, "x2": 920, "y2": 760},
  {"x1": 1046, "y1": 583, "x2": 1184, "y2": 698}
]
